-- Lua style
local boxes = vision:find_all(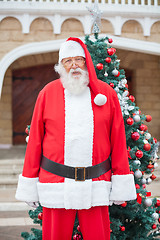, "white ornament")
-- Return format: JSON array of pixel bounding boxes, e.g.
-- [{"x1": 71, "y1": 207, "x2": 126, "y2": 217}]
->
[
  {"x1": 26, "y1": 136, "x2": 29, "y2": 143},
  {"x1": 144, "y1": 198, "x2": 152, "y2": 207},
  {"x1": 112, "y1": 69, "x2": 119, "y2": 76},
  {"x1": 154, "y1": 162, "x2": 158, "y2": 169},
  {"x1": 146, "y1": 178, "x2": 152, "y2": 184},
  {"x1": 104, "y1": 72, "x2": 108, "y2": 77},
  {"x1": 143, "y1": 140, "x2": 148, "y2": 144},
  {"x1": 134, "y1": 160, "x2": 141, "y2": 165},
  {"x1": 141, "y1": 178, "x2": 146, "y2": 184},
  {"x1": 135, "y1": 111, "x2": 140, "y2": 115},
  {"x1": 152, "y1": 213, "x2": 159, "y2": 220},
  {"x1": 133, "y1": 115, "x2": 140, "y2": 122},
  {"x1": 145, "y1": 133, "x2": 151, "y2": 139},
  {"x1": 134, "y1": 169, "x2": 142, "y2": 178}
]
